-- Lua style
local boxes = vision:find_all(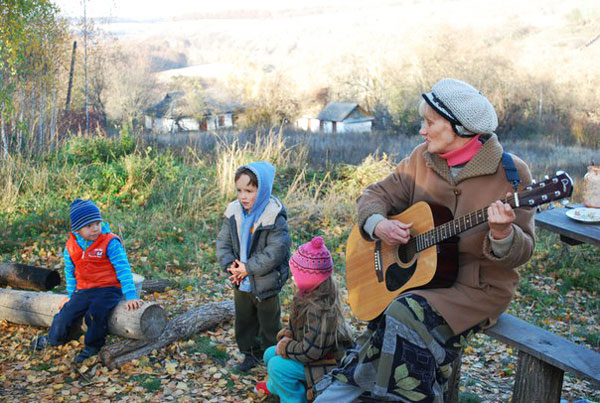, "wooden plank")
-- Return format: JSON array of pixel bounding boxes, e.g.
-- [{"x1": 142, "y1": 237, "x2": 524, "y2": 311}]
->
[
  {"x1": 512, "y1": 350, "x2": 563, "y2": 403},
  {"x1": 535, "y1": 208, "x2": 600, "y2": 246},
  {"x1": 485, "y1": 314, "x2": 600, "y2": 386}
]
